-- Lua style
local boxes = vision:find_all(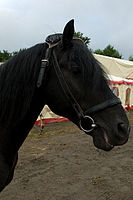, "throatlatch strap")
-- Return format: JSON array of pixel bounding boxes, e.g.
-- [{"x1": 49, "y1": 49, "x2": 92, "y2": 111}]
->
[{"x1": 37, "y1": 47, "x2": 52, "y2": 88}]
